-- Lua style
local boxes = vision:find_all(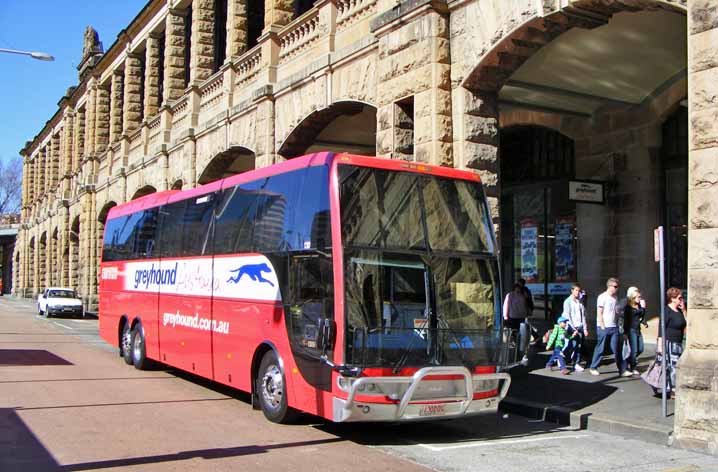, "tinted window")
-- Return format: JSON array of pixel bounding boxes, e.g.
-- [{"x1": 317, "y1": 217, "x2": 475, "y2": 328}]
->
[
  {"x1": 102, "y1": 216, "x2": 128, "y2": 262},
  {"x1": 214, "y1": 180, "x2": 264, "y2": 255},
  {"x1": 136, "y1": 208, "x2": 159, "y2": 258},
  {"x1": 158, "y1": 201, "x2": 186, "y2": 258},
  {"x1": 102, "y1": 209, "x2": 159, "y2": 261},
  {"x1": 215, "y1": 166, "x2": 330, "y2": 255},
  {"x1": 181, "y1": 193, "x2": 216, "y2": 256}
]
